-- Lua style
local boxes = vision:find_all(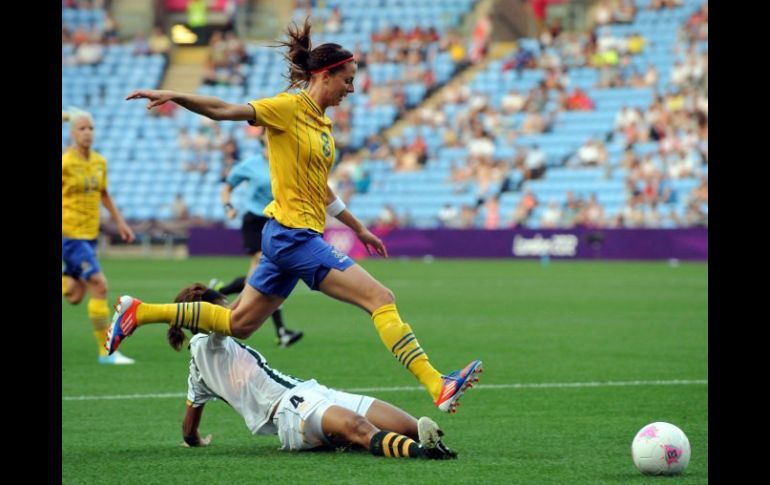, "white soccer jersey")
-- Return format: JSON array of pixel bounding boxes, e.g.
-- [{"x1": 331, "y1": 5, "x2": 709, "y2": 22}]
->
[{"x1": 187, "y1": 333, "x2": 303, "y2": 435}]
